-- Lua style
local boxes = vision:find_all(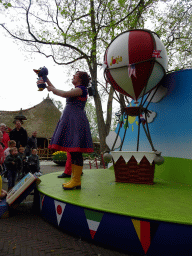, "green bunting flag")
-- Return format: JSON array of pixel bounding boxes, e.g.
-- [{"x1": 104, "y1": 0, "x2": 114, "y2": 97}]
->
[{"x1": 84, "y1": 209, "x2": 104, "y2": 239}]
